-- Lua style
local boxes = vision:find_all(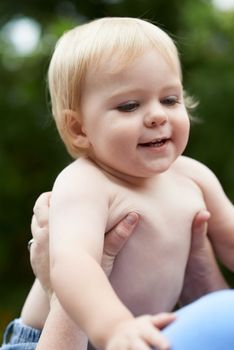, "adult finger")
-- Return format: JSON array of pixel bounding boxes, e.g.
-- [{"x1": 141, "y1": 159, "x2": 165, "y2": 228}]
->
[
  {"x1": 104, "y1": 212, "x2": 139, "y2": 257},
  {"x1": 192, "y1": 210, "x2": 210, "y2": 234},
  {"x1": 33, "y1": 192, "x2": 51, "y2": 228},
  {"x1": 33, "y1": 192, "x2": 51, "y2": 210},
  {"x1": 31, "y1": 214, "x2": 37, "y2": 239},
  {"x1": 191, "y1": 210, "x2": 210, "y2": 252}
]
